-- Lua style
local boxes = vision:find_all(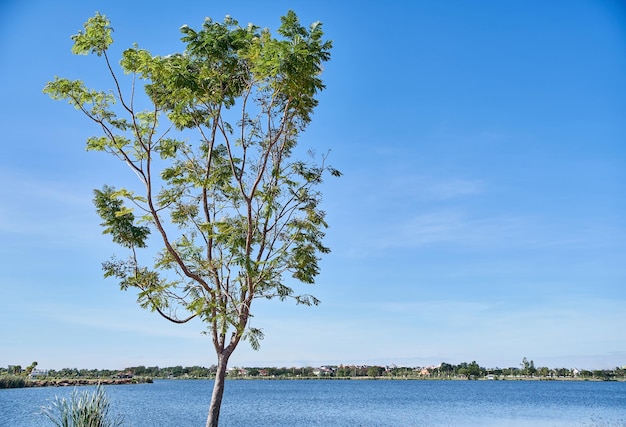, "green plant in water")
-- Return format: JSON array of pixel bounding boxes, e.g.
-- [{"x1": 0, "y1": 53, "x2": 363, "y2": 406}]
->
[{"x1": 41, "y1": 384, "x2": 125, "y2": 427}]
